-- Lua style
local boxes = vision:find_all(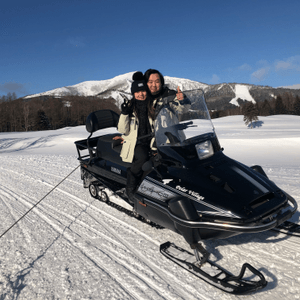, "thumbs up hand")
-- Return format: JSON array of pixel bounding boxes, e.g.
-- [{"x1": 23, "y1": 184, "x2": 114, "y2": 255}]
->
[{"x1": 176, "y1": 86, "x2": 184, "y2": 101}]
